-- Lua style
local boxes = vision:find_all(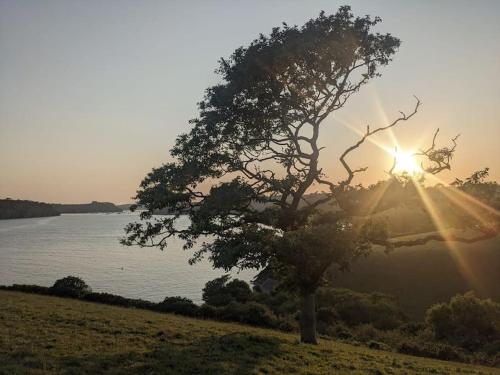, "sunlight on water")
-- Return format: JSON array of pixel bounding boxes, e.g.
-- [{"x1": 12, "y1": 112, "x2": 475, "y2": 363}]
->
[{"x1": 0, "y1": 213, "x2": 255, "y2": 303}]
